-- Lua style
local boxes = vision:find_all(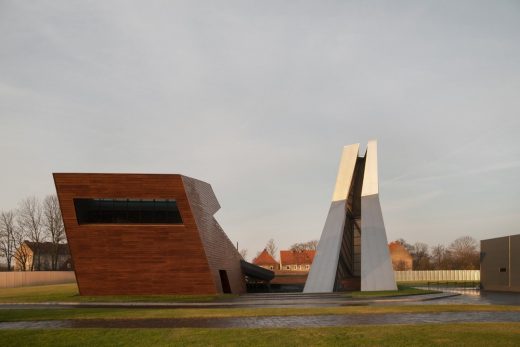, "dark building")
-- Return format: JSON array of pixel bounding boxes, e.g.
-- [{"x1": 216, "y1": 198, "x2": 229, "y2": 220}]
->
[
  {"x1": 14, "y1": 241, "x2": 72, "y2": 271},
  {"x1": 54, "y1": 173, "x2": 248, "y2": 295},
  {"x1": 481, "y1": 234, "x2": 520, "y2": 292}
]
